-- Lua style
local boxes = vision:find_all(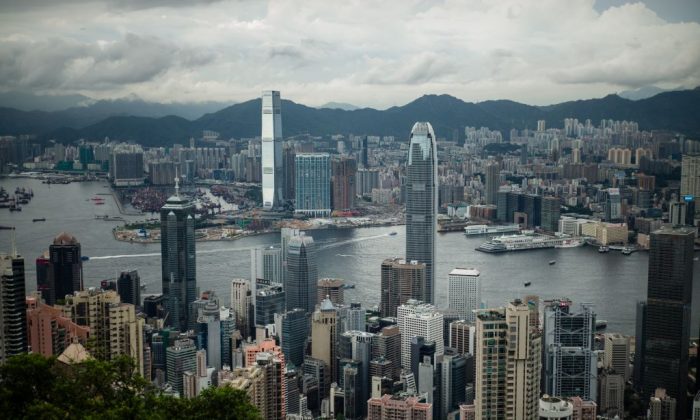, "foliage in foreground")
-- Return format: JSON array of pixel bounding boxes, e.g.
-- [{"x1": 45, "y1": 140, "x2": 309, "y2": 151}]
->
[{"x1": 0, "y1": 353, "x2": 261, "y2": 420}]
